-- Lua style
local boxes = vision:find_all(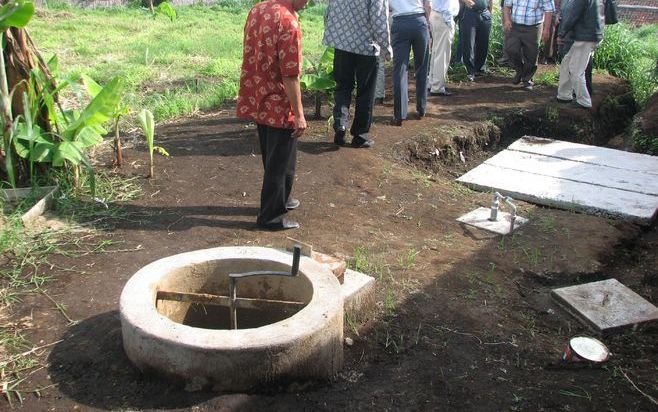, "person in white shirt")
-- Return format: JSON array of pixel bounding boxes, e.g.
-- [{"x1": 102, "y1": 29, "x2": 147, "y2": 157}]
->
[
  {"x1": 389, "y1": 0, "x2": 432, "y2": 126},
  {"x1": 429, "y1": 0, "x2": 462, "y2": 96}
]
